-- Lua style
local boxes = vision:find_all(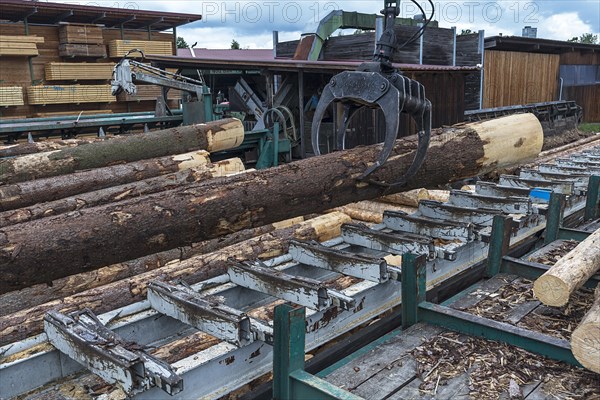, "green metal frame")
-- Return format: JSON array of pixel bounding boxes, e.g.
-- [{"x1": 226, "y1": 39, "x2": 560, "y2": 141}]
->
[
  {"x1": 545, "y1": 176, "x2": 599, "y2": 244},
  {"x1": 273, "y1": 304, "x2": 363, "y2": 400},
  {"x1": 402, "y1": 252, "x2": 582, "y2": 366}
]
